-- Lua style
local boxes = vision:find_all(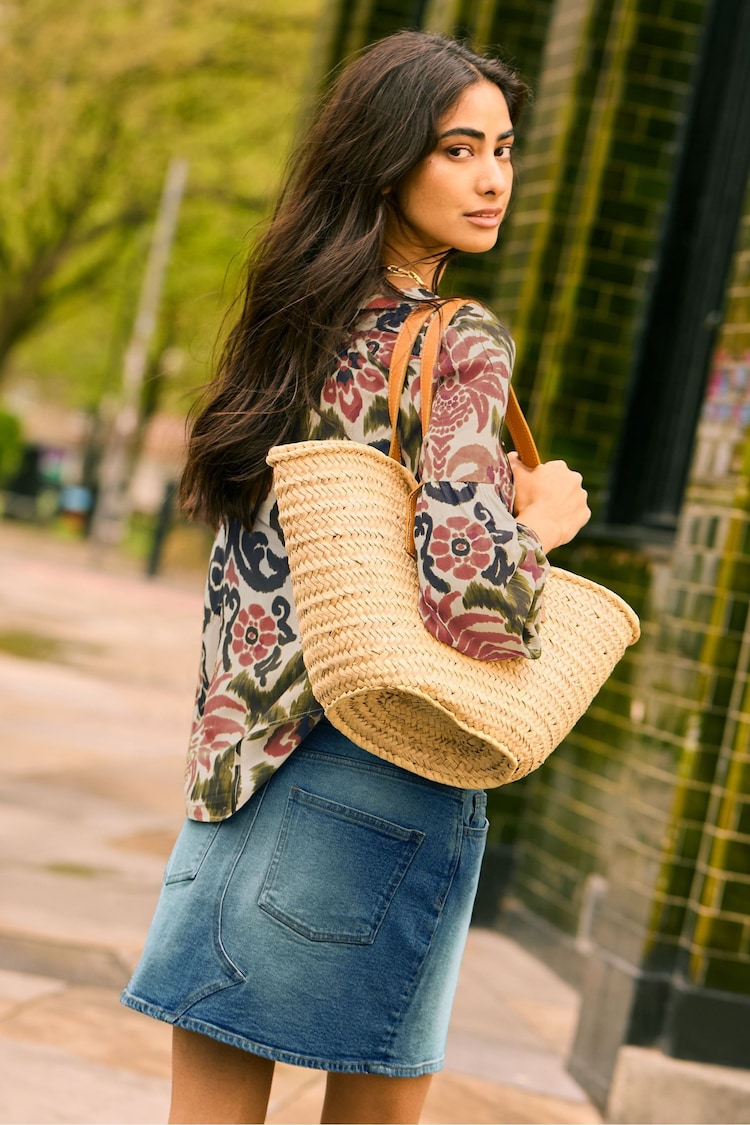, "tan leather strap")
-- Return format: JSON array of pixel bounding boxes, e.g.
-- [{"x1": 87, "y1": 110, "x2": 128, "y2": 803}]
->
[
  {"x1": 387, "y1": 299, "x2": 541, "y2": 469},
  {"x1": 386, "y1": 300, "x2": 542, "y2": 556},
  {"x1": 387, "y1": 305, "x2": 435, "y2": 460},
  {"x1": 387, "y1": 298, "x2": 467, "y2": 461},
  {"x1": 506, "y1": 387, "x2": 540, "y2": 468},
  {"x1": 417, "y1": 298, "x2": 467, "y2": 435}
]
